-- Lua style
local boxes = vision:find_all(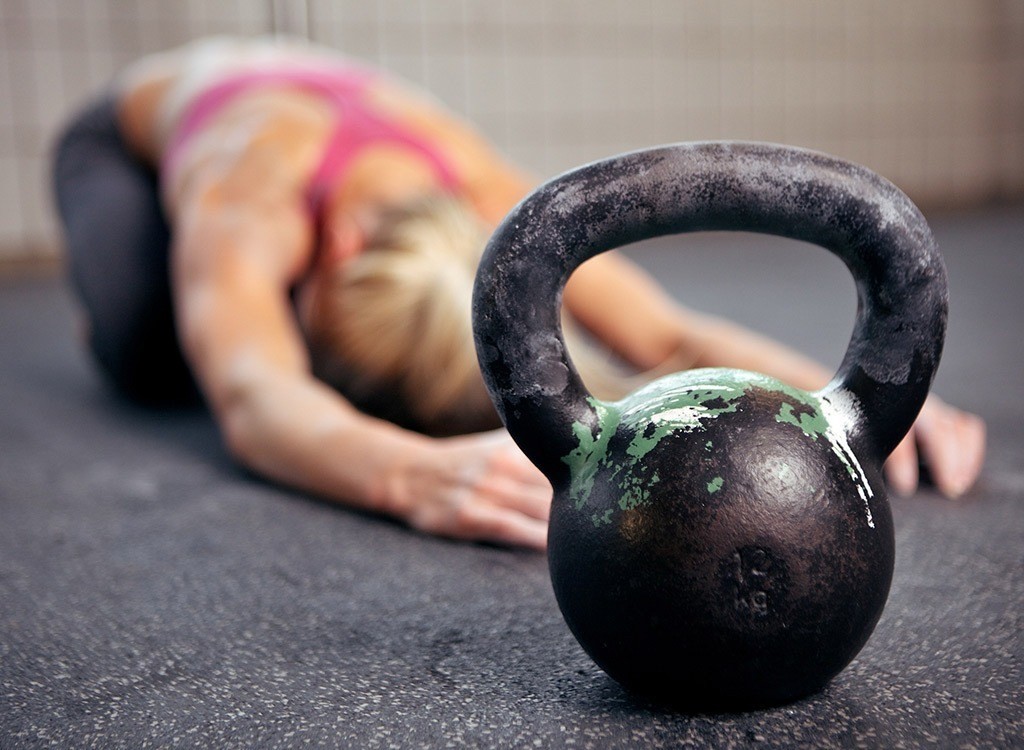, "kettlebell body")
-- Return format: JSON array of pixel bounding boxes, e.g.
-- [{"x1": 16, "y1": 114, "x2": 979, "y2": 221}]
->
[
  {"x1": 551, "y1": 367, "x2": 892, "y2": 707},
  {"x1": 472, "y1": 143, "x2": 946, "y2": 709}
]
